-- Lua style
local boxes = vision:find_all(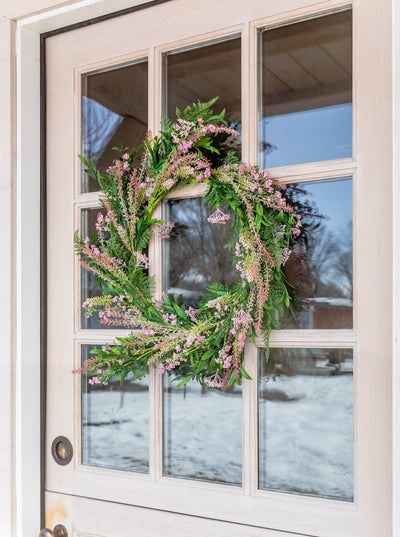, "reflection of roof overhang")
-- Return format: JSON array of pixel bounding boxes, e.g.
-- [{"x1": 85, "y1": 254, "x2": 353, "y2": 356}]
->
[{"x1": 309, "y1": 297, "x2": 352, "y2": 308}]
